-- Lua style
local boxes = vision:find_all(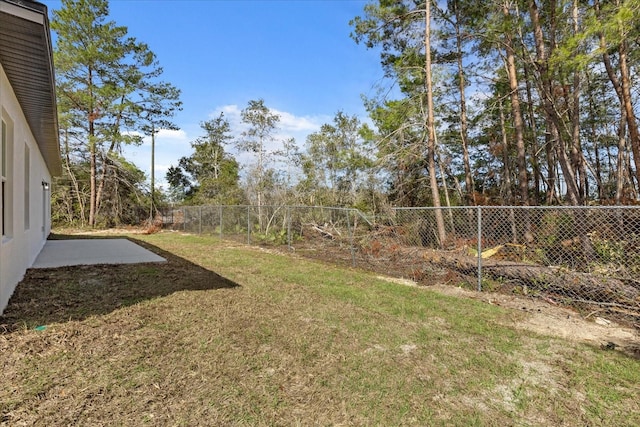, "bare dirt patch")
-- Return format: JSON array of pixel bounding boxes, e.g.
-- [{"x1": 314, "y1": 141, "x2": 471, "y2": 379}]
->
[{"x1": 380, "y1": 277, "x2": 639, "y2": 358}]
